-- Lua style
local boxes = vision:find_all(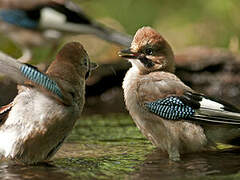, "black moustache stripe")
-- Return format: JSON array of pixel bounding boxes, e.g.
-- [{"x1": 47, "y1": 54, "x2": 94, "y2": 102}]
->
[
  {"x1": 139, "y1": 57, "x2": 155, "y2": 68},
  {"x1": 85, "y1": 70, "x2": 90, "y2": 79}
]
